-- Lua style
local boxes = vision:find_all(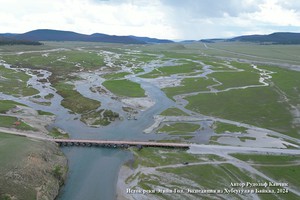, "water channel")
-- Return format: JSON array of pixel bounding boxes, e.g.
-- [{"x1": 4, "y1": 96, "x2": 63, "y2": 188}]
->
[
  {"x1": 0, "y1": 61, "x2": 176, "y2": 199},
  {"x1": 0, "y1": 55, "x2": 219, "y2": 199}
]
